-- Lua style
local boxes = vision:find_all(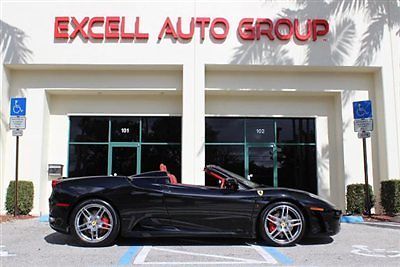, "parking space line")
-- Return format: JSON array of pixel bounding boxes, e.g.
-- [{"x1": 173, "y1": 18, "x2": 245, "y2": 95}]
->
[
  {"x1": 118, "y1": 246, "x2": 142, "y2": 265},
  {"x1": 262, "y1": 246, "x2": 294, "y2": 265},
  {"x1": 133, "y1": 246, "x2": 152, "y2": 264},
  {"x1": 251, "y1": 245, "x2": 278, "y2": 264},
  {"x1": 136, "y1": 261, "x2": 273, "y2": 265},
  {"x1": 151, "y1": 247, "x2": 267, "y2": 263}
]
